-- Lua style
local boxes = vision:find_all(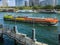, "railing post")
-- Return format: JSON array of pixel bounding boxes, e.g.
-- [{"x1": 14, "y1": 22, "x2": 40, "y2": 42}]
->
[
  {"x1": 13, "y1": 25, "x2": 18, "y2": 33},
  {"x1": 13, "y1": 25, "x2": 18, "y2": 45},
  {"x1": 13, "y1": 26, "x2": 16, "y2": 33}
]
